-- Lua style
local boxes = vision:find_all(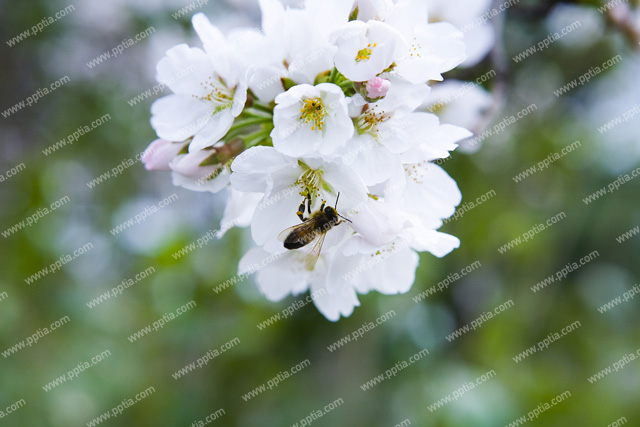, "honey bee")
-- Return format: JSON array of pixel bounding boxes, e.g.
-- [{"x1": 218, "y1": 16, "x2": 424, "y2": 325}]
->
[{"x1": 278, "y1": 193, "x2": 351, "y2": 271}]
